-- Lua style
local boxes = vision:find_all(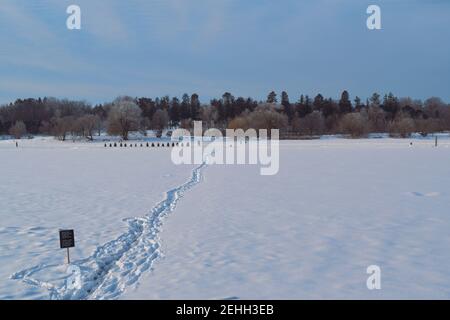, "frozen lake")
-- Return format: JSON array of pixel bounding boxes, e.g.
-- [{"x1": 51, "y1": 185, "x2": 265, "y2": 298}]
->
[{"x1": 1, "y1": 137, "x2": 450, "y2": 299}]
